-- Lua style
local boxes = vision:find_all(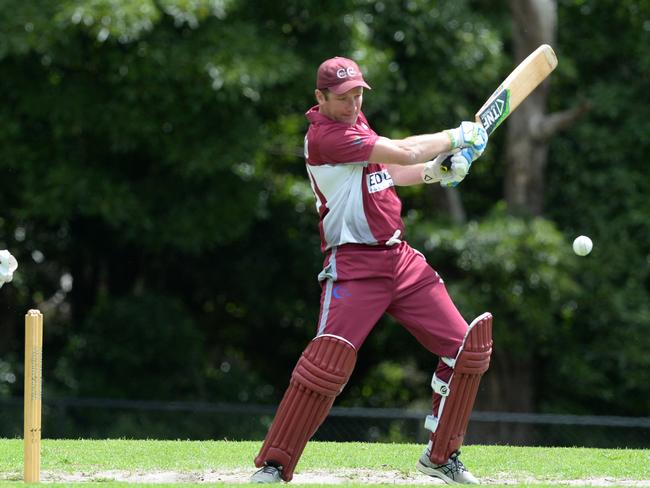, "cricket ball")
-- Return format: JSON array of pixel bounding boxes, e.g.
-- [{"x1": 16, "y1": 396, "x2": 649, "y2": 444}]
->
[{"x1": 572, "y1": 235, "x2": 593, "y2": 256}]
